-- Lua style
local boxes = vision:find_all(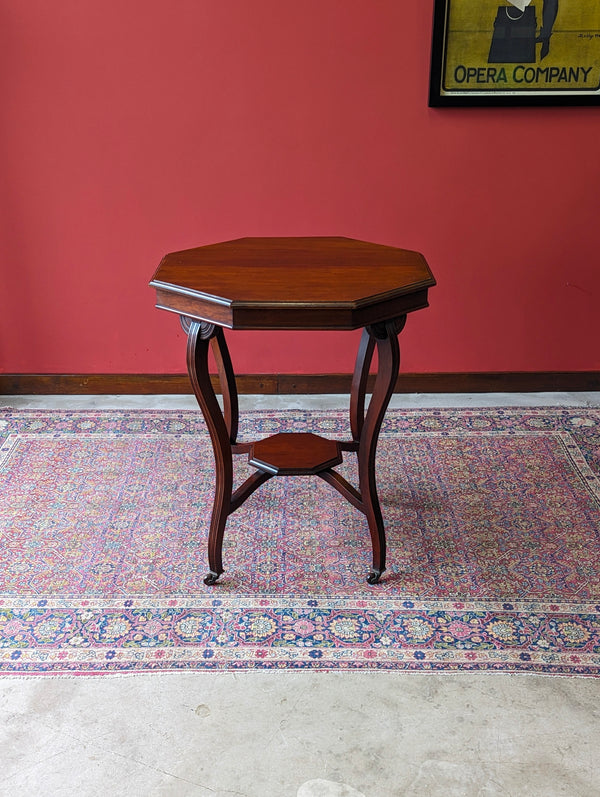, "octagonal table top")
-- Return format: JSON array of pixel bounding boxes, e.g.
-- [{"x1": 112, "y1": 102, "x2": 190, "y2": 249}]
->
[{"x1": 150, "y1": 236, "x2": 435, "y2": 330}]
